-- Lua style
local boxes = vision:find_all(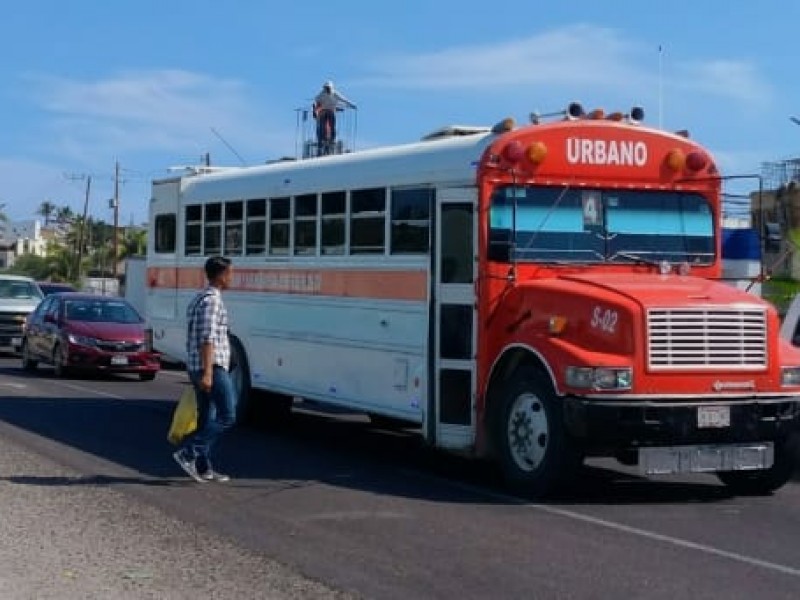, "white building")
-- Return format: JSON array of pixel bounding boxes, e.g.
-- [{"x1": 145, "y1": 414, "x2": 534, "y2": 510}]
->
[{"x1": 0, "y1": 219, "x2": 47, "y2": 269}]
